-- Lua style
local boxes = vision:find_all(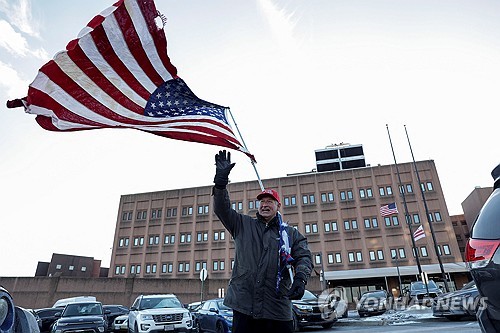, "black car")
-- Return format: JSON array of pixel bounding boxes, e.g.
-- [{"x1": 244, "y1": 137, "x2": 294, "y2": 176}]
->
[
  {"x1": 406, "y1": 280, "x2": 442, "y2": 305},
  {"x1": 466, "y1": 163, "x2": 500, "y2": 332},
  {"x1": 292, "y1": 290, "x2": 337, "y2": 331},
  {"x1": 51, "y1": 301, "x2": 109, "y2": 333},
  {"x1": 432, "y1": 280, "x2": 481, "y2": 321},
  {"x1": 357, "y1": 290, "x2": 393, "y2": 317},
  {"x1": 102, "y1": 304, "x2": 129, "y2": 331},
  {"x1": 35, "y1": 307, "x2": 62, "y2": 332}
]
